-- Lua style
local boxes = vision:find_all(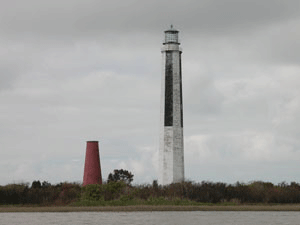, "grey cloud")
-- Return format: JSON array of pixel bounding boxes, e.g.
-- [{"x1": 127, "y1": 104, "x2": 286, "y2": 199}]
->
[
  {"x1": 184, "y1": 73, "x2": 224, "y2": 115},
  {"x1": 250, "y1": 20, "x2": 300, "y2": 65},
  {"x1": 0, "y1": 43, "x2": 28, "y2": 90},
  {"x1": 1, "y1": 0, "x2": 300, "y2": 39},
  {"x1": 185, "y1": 132, "x2": 300, "y2": 183},
  {"x1": 1, "y1": 0, "x2": 300, "y2": 185},
  {"x1": 0, "y1": 65, "x2": 18, "y2": 90}
]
